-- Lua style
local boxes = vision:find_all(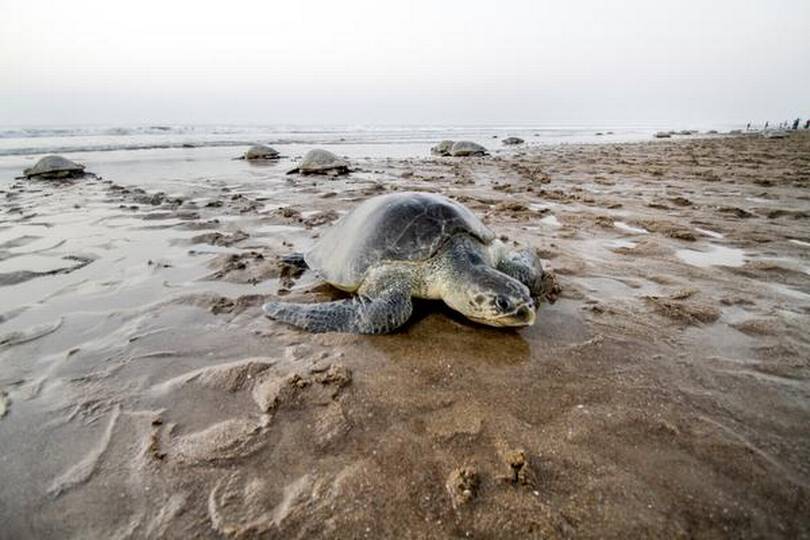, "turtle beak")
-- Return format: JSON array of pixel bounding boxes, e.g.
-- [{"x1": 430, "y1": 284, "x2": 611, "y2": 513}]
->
[{"x1": 485, "y1": 300, "x2": 535, "y2": 327}]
